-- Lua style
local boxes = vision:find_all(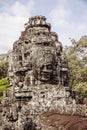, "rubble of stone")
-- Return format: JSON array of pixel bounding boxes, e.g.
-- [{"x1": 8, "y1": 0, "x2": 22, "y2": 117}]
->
[{"x1": 1, "y1": 16, "x2": 84, "y2": 130}]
